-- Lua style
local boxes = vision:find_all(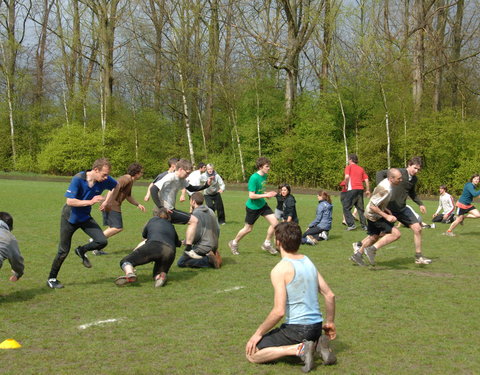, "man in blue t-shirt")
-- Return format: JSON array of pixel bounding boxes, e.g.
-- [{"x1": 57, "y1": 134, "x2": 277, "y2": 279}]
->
[
  {"x1": 47, "y1": 158, "x2": 117, "y2": 289},
  {"x1": 245, "y1": 222, "x2": 337, "y2": 372}
]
